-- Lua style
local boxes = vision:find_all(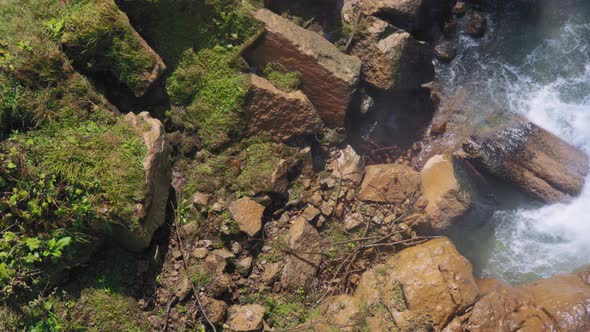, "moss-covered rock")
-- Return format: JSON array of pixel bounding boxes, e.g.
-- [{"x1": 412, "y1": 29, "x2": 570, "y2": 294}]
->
[{"x1": 61, "y1": 0, "x2": 166, "y2": 97}]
